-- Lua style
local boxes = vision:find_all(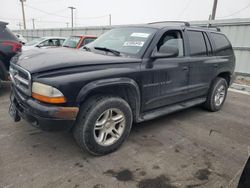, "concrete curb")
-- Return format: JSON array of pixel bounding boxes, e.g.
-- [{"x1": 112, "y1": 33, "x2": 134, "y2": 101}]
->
[{"x1": 231, "y1": 83, "x2": 250, "y2": 92}]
